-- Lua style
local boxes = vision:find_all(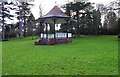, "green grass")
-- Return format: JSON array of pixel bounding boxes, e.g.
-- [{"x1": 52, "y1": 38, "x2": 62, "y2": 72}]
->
[
  {"x1": 0, "y1": 42, "x2": 2, "y2": 77},
  {"x1": 2, "y1": 35, "x2": 118, "y2": 75}
]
